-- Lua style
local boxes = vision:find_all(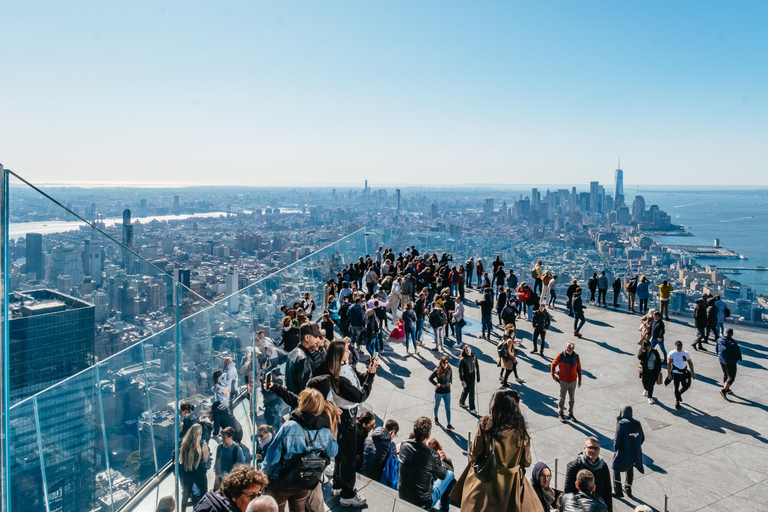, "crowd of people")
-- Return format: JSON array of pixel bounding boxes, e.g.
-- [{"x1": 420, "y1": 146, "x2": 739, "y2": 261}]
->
[{"x1": 161, "y1": 244, "x2": 745, "y2": 512}]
